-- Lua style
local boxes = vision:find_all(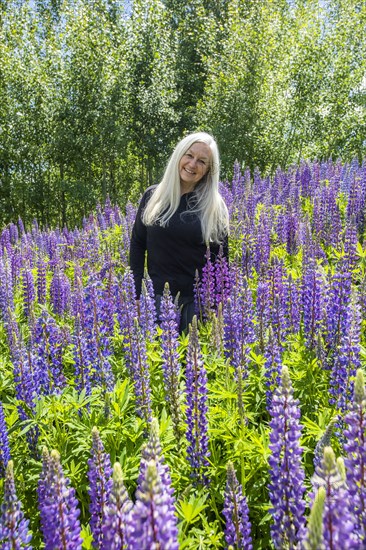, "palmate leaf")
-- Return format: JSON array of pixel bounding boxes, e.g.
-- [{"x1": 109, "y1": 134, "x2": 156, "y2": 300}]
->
[{"x1": 176, "y1": 493, "x2": 208, "y2": 526}]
